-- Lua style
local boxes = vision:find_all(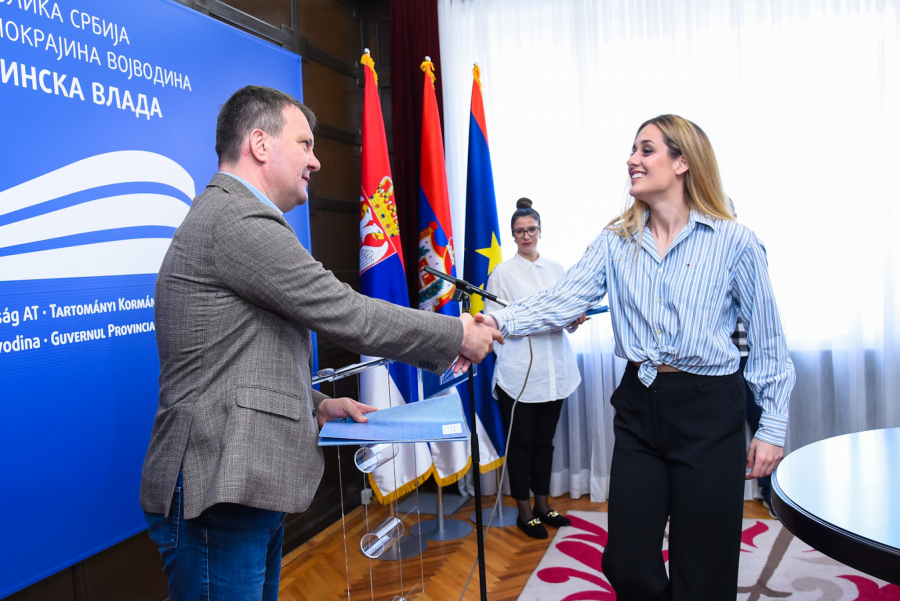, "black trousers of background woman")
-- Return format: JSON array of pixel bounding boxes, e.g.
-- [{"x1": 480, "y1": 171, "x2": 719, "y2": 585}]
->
[
  {"x1": 601, "y1": 363, "x2": 747, "y2": 601},
  {"x1": 496, "y1": 386, "x2": 564, "y2": 501}
]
